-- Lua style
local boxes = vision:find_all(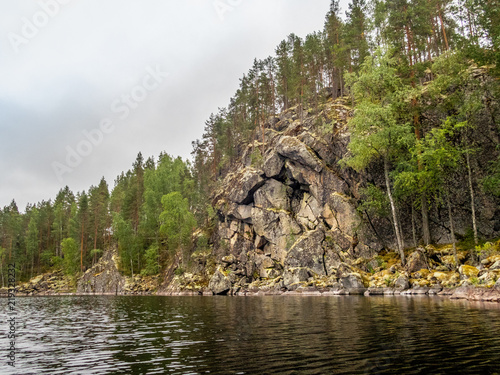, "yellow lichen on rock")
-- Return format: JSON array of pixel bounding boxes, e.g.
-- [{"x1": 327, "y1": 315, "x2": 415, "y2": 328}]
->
[{"x1": 460, "y1": 265, "x2": 480, "y2": 278}]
